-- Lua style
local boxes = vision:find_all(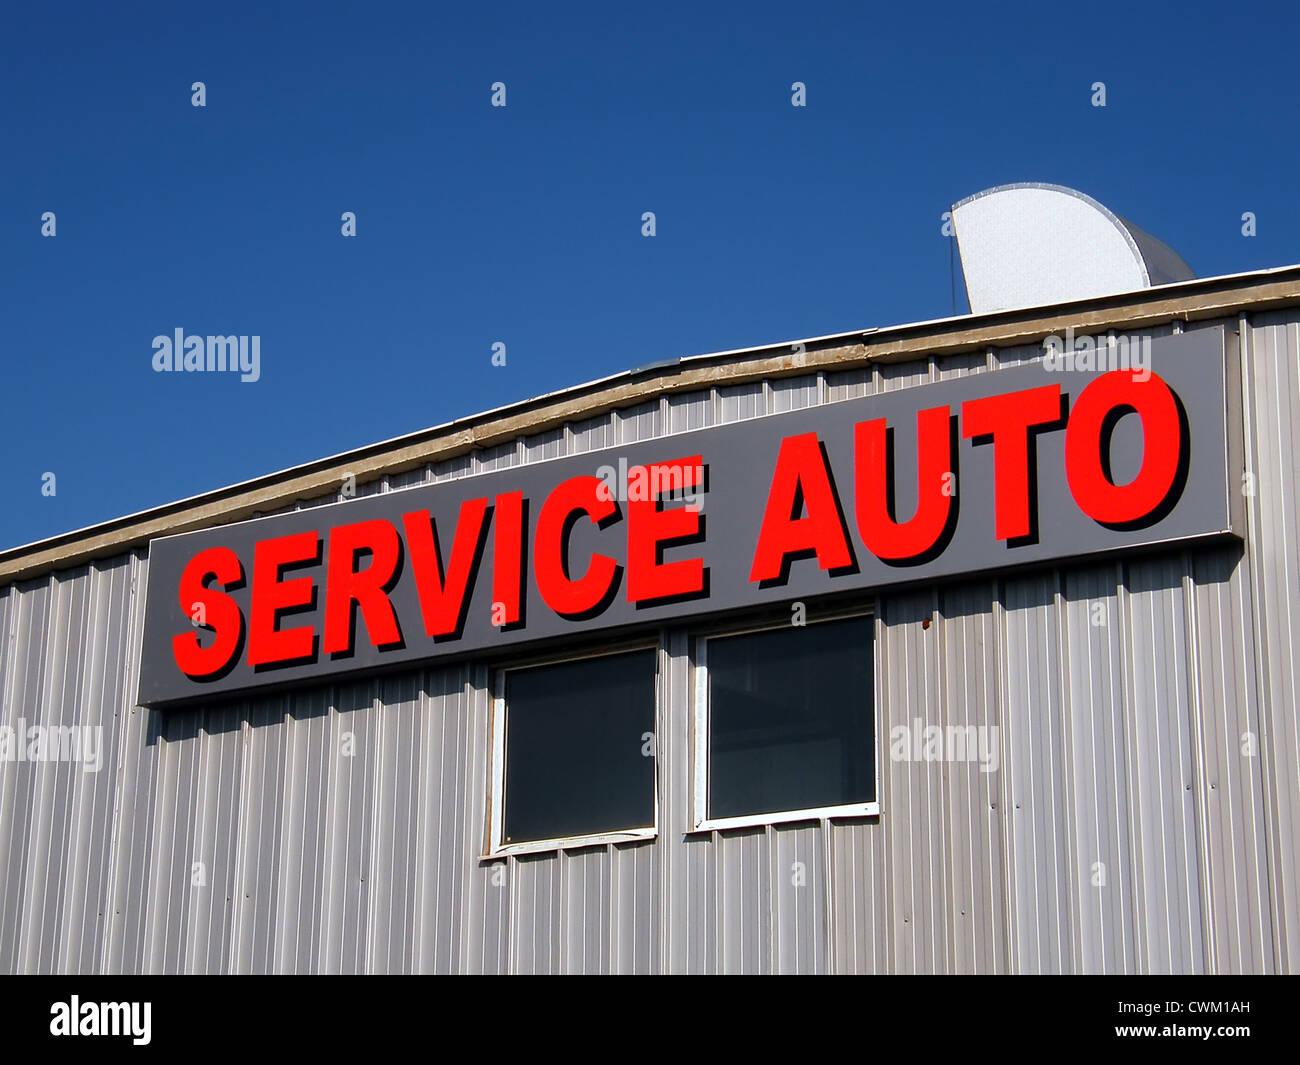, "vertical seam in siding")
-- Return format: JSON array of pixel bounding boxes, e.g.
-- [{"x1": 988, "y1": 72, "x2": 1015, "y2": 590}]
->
[{"x1": 1181, "y1": 554, "x2": 1217, "y2": 971}]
